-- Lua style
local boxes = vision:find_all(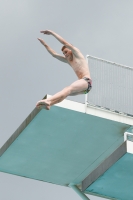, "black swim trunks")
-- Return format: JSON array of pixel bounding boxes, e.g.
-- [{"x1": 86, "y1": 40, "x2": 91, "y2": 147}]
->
[{"x1": 82, "y1": 77, "x2": 92, "y2": 94}]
